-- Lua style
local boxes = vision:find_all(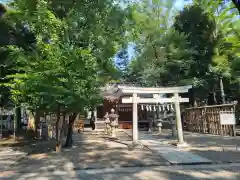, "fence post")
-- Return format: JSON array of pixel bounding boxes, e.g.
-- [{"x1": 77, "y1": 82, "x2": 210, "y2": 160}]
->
[
  {"x1": 233, "y1": 104, "x2": 237, "y2": 137},
  {"x1": 202, "y1": 107, "x2": 206, "y2": 133}
]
